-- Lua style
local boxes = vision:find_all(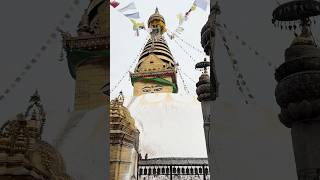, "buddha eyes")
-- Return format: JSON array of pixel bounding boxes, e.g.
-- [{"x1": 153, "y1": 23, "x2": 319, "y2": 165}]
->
[
  {"x1": 142, "y1": 85, "x2": 162, "y2": 93},
  {"x1": 142, "y1": 87, "x2": 151, "y2": 92}
]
